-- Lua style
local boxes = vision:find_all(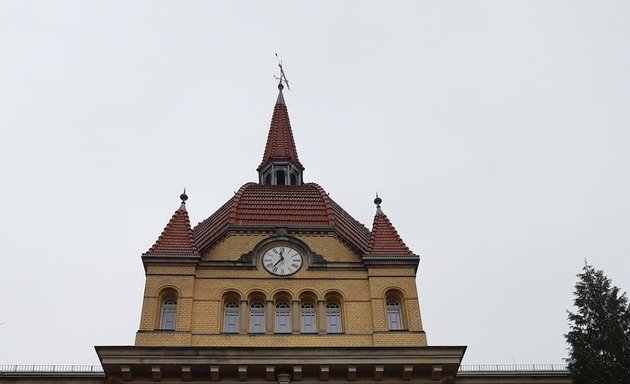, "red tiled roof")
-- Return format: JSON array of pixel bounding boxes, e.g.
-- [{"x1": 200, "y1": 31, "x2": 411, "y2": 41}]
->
[
  {"x1": 257, "y1": 91, "x2": 304, "y2": 172},
  {"x1": 147, "y1": 204, "x2": 198, "y2": 254},
  {"x1": 192, "y1": 183, "x2": 371, "y2": 253},
  {"x1": 366, "y1": 208, "x2": 413, "y2": 256}
]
